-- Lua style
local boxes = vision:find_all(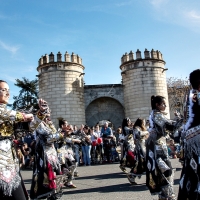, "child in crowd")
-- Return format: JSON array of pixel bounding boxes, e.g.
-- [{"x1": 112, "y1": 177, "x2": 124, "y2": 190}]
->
[{"x1": 167, "y1": 139, "x2": 177, "y2": 159}]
